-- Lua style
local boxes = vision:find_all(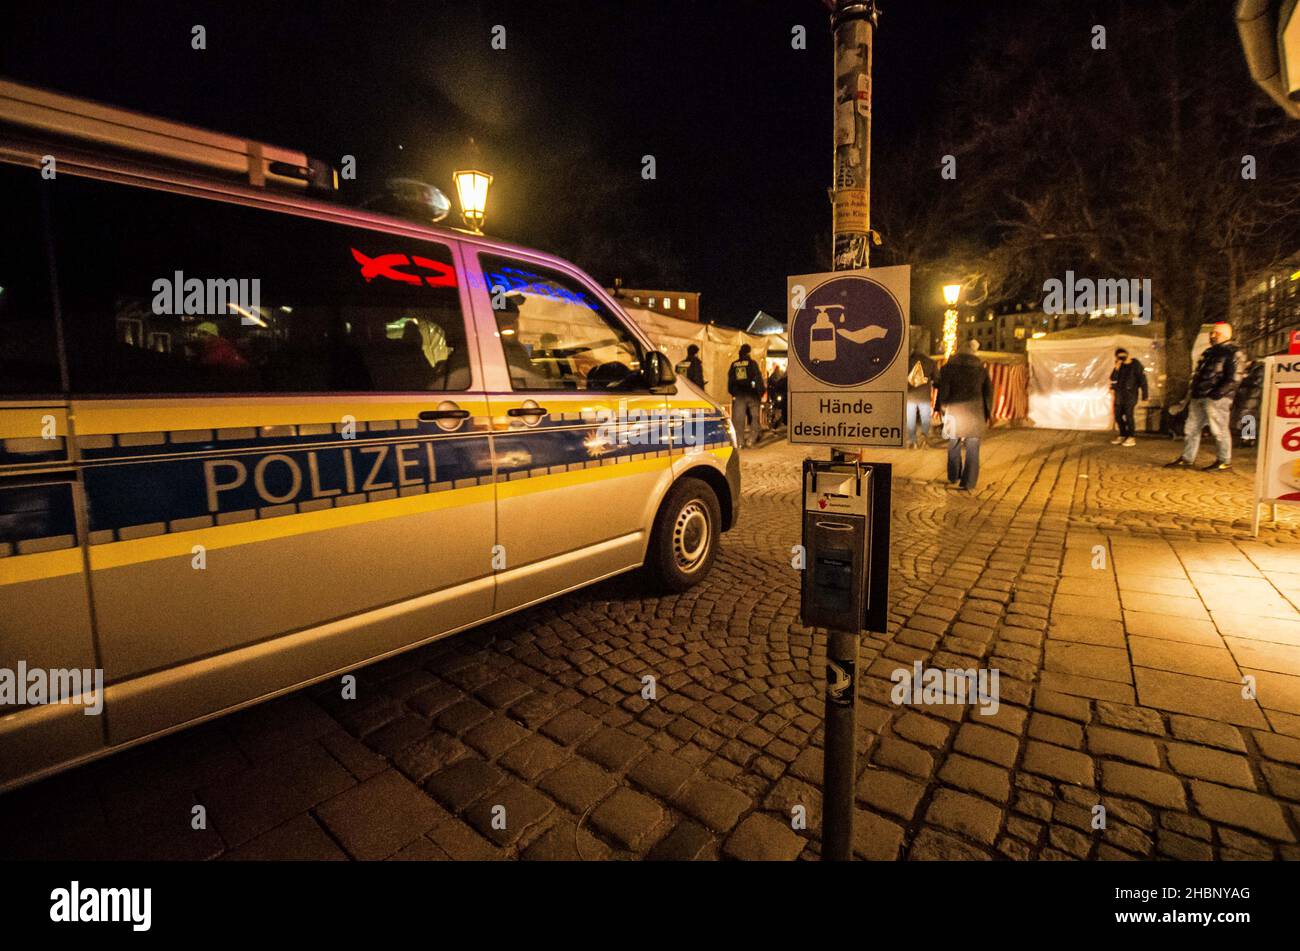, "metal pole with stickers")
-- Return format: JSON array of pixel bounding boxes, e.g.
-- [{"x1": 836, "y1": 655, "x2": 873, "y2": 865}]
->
[
  {"x1": 800, "y1": 459, "x2": 891, "y2": 860},
  {"x1": 788, "y1": 265, "x2": 907, "y2": 860}
]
